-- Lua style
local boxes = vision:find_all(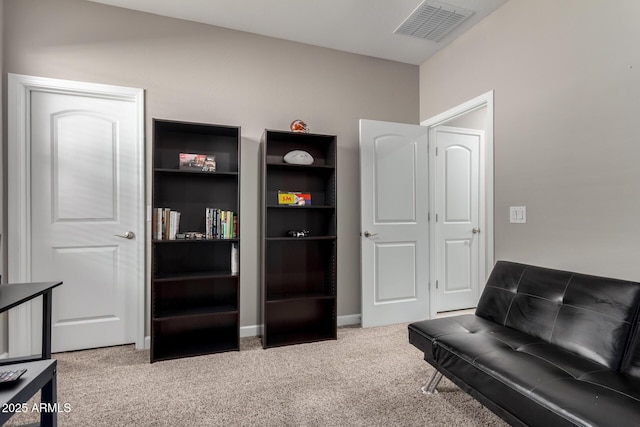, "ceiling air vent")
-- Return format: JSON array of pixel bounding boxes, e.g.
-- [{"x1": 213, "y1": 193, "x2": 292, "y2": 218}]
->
[{"x1": 394, "y1": 0, "x2": 475, "y2": 42}]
